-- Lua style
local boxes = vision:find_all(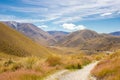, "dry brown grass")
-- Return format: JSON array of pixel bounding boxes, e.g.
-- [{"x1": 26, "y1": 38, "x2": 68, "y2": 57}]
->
[
  {"x1": 91, "y1": 50, "x2": 120, "y2": 80},
  {"x1": 0, "y1": 69, "x2": 42, "y2": 80},
  {"x1": 0, "y1": 22, "x2": 52, "y2": 57},
  {"x1": 0, "y1": 52, "x2": 102, "y2": 80}
]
